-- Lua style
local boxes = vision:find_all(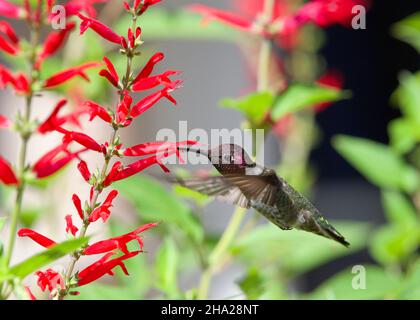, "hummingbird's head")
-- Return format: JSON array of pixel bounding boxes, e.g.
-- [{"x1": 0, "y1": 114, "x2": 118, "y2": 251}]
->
[{"x1": 208, "y1": 144, "x2": 255, "y2": 173}]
